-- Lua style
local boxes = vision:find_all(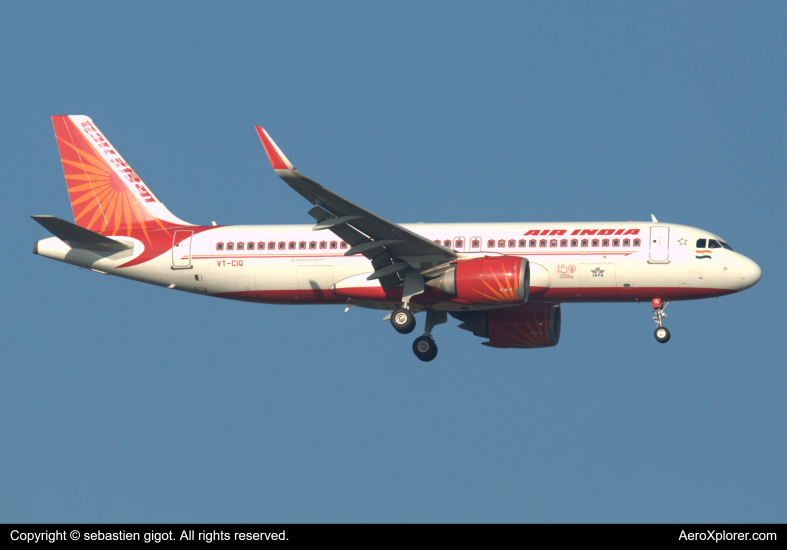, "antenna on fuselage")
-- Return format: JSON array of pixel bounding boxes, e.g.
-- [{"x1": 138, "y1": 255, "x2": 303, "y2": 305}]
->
[{"x1": 651, "y1": 214, "x2": 658, "y2": 223}]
